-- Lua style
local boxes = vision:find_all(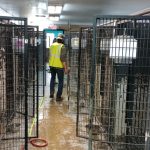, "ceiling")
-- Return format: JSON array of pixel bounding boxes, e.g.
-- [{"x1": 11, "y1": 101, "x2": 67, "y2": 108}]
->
[{"x1": 0, "y1": 0, "x2": 150, "y2": 27}]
